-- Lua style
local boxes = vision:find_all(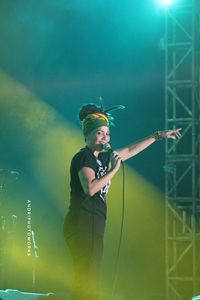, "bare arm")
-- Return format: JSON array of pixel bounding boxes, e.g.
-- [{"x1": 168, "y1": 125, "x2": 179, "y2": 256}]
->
[
  {"x1": 78, "y1": 153, "x2": 121, "y2": 196},
  {"x1": 116, "y1": 129, "x2": 182, "y2": 162},
  {"x1": 78, "y1": 129, "x2": 182, "y2": 195}
]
